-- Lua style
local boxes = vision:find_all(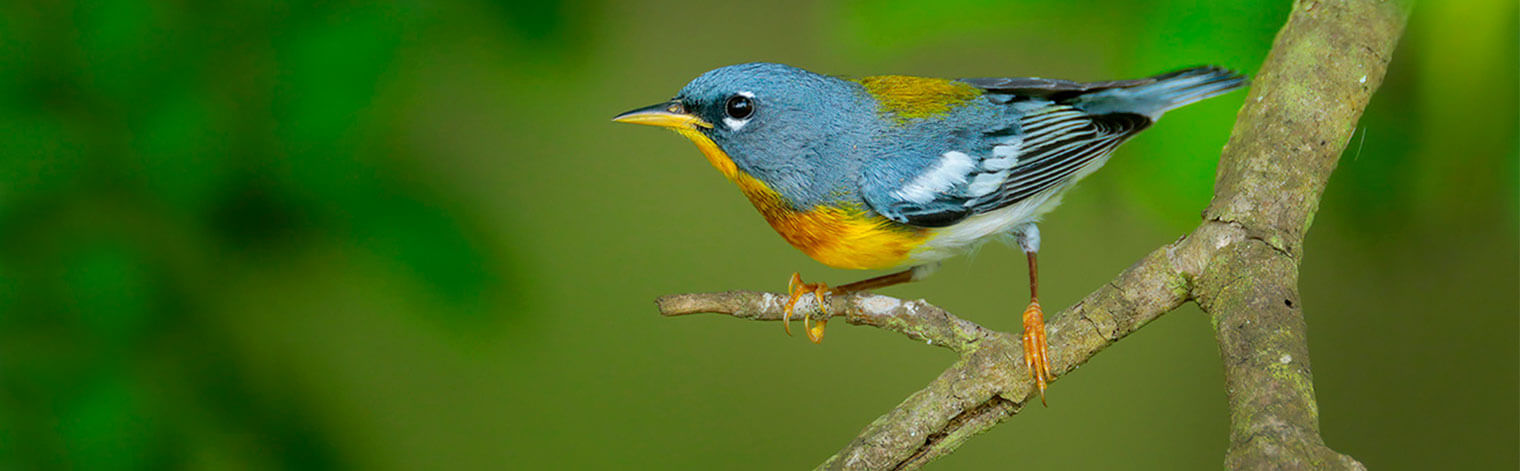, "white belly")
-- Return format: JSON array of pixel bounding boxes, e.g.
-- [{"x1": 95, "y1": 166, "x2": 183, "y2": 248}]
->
[{"x1": 905, "y1": 183, "x2": 1072, "y2": 265}]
